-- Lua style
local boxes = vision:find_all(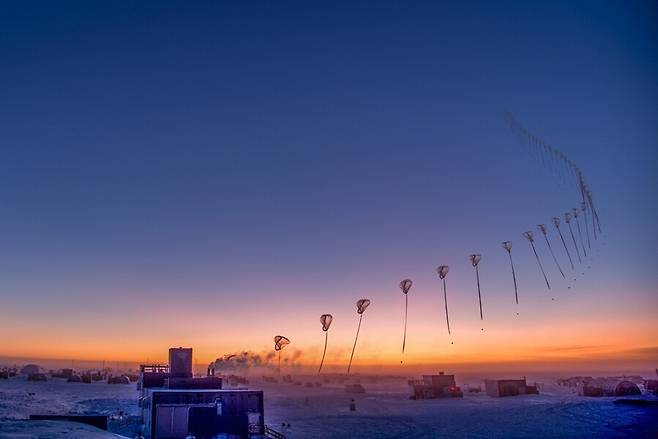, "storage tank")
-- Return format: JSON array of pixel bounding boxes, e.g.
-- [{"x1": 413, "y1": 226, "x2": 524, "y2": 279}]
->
[
  {"x1": 169, "y1": 347, "x2": 193, "y2": 378},
  {"x1": 20, "y1": 364, "x2": 42, "y2": 376},
  {"x1": 614, "y1": 380, "x2": 641, "y2": 396},
  {"x1": 581, "y1": 379, "x2": 641, "y2": 396}
]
